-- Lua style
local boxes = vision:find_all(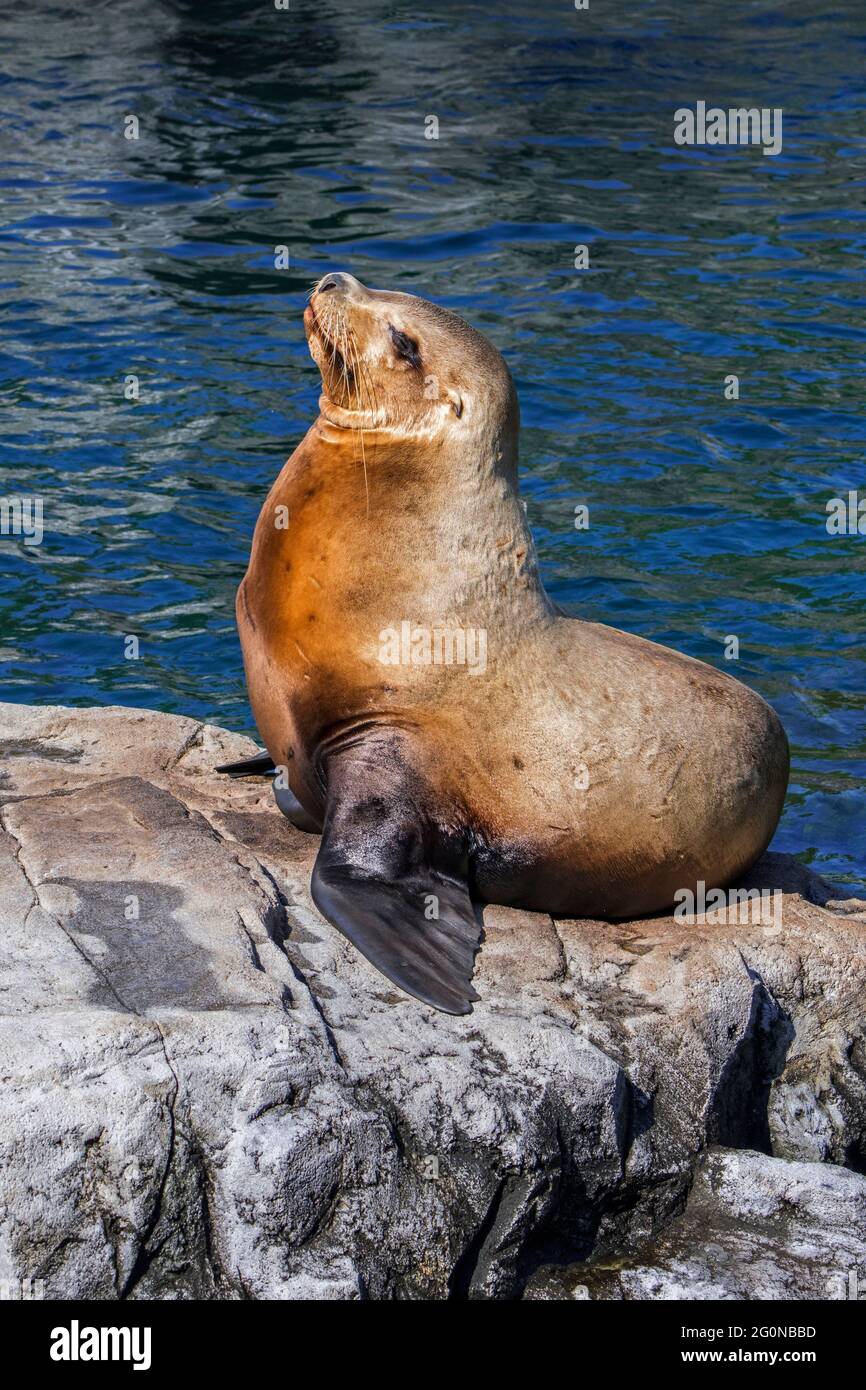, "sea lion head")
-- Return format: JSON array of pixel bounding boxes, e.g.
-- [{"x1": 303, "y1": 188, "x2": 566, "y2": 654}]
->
[{"x1": 303, "y1": 272, "x2": 517, "y2": 448}]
